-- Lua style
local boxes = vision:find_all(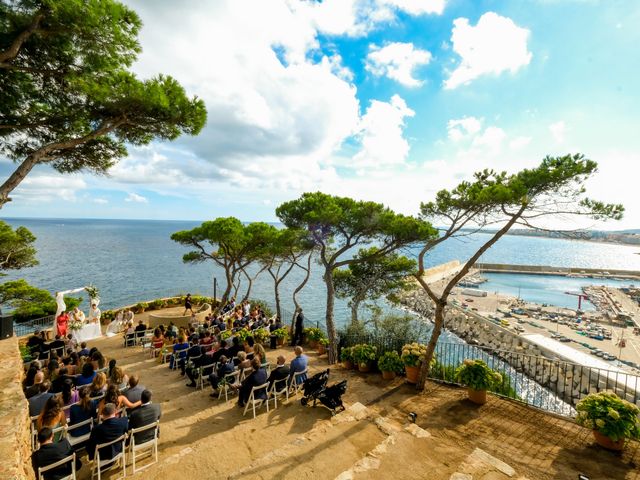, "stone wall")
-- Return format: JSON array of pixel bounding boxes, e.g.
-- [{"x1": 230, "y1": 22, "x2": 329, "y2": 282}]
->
[{"x1": 0, "y1": 336, "x2": 34, "y2": 480}]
